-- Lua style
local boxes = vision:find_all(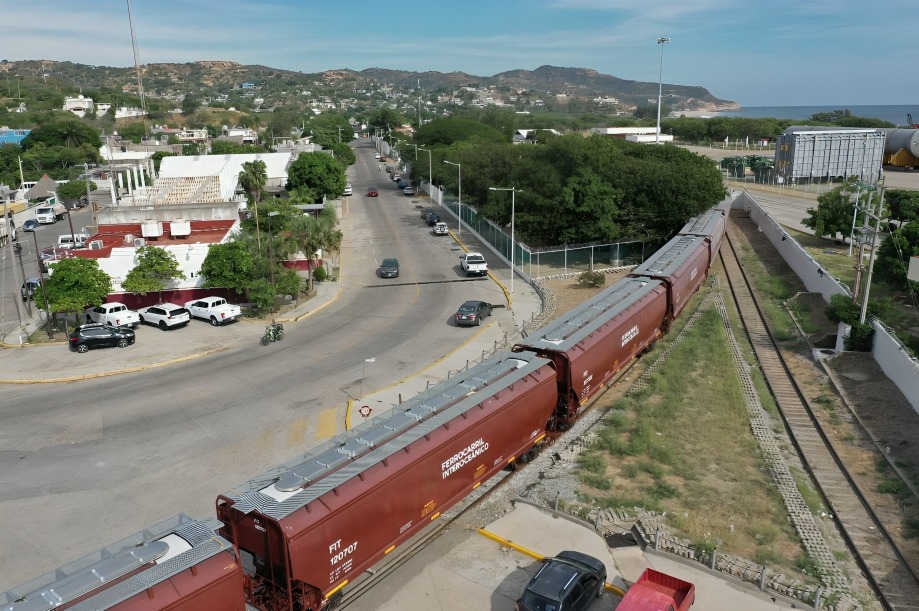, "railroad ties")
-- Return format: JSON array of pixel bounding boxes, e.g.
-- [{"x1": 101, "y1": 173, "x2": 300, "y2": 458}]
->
[{"x1": 721, "y1": 223, "x2": 919, "y2": 611}]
